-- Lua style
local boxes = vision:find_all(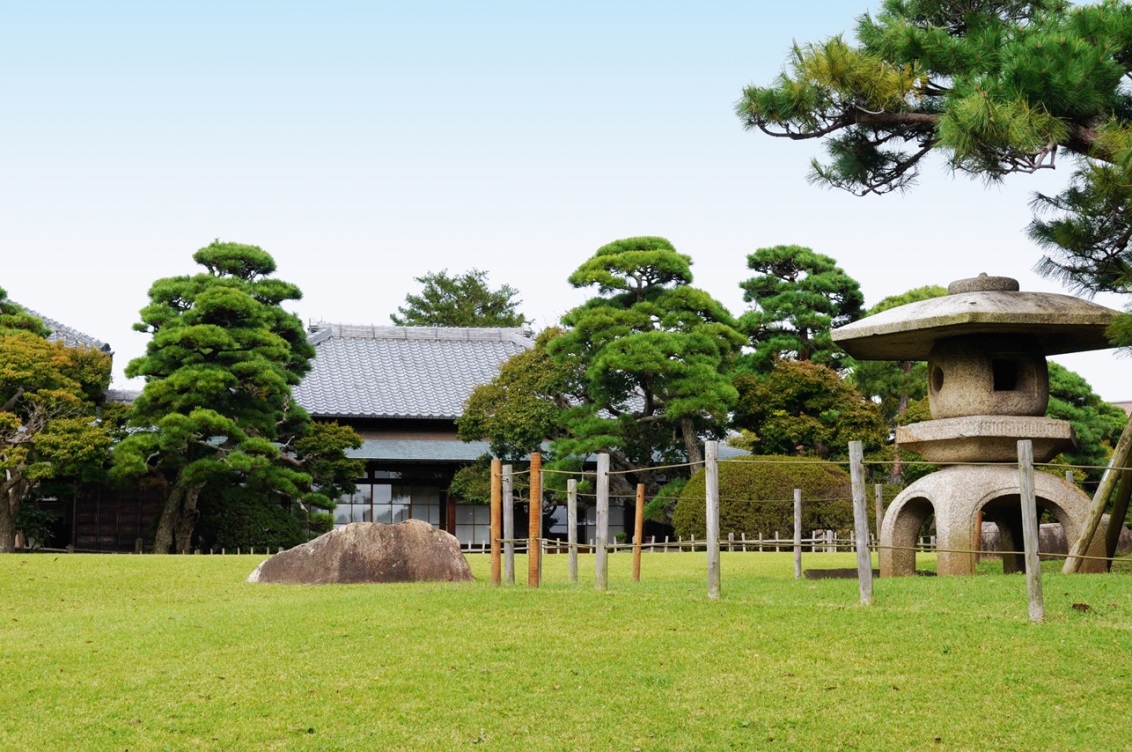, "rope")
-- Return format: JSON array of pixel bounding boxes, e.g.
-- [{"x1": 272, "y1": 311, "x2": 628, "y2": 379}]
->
[
  {"x1": 606, "y1": 460, "x2": 700, "y2": 476},
  {"x1": 539, "y1": 468, "x2": 597, "y2": 477}
]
